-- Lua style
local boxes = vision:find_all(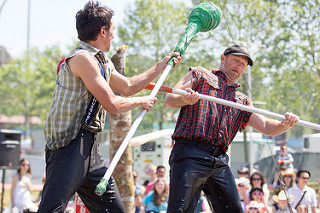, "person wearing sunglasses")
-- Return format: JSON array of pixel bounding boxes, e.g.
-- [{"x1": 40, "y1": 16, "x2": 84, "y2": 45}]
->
[
  {"x1": 249, "y1": 188, "x2": 271, "y2": 213},
  {"x1": 249, "y1": 172, "x2": 270, "y2": 205},
  {"x1": 288, "y1": 170, "x2": 317, "y2": 213},
  {"x1": 11, "y1": 158, "x2": 38, "y2": 213},
  {"x1": 282, "y1": 169, "x2": 296, "y2": 190}
]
